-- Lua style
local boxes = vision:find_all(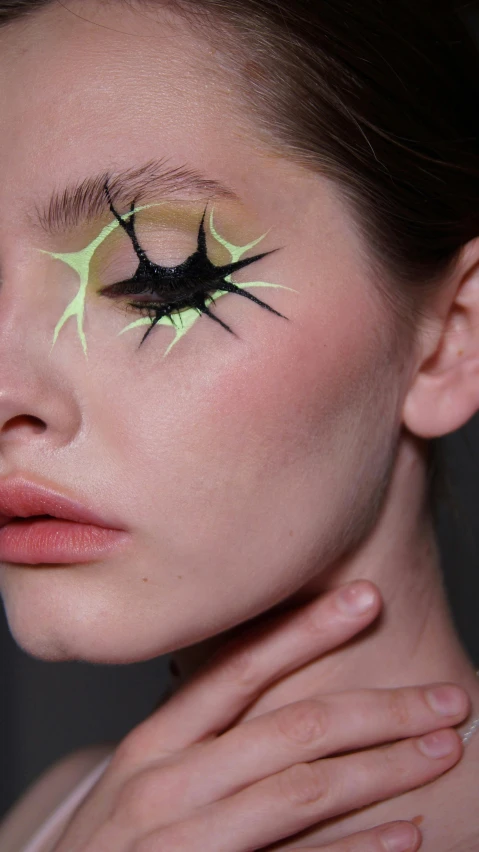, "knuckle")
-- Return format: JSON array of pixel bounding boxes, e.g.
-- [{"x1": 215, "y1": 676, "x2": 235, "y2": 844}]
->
[
  {"x1": 110, "y1": 732, "x2": 137, "y2": 771},
  {"x1": 134, "y1": 825, "x2": 192, "y2": 852},
  {"x1": 133, "y1": 837, "x2": 161, "y2": 852},
  {"x1": 276, "y1": 761, "x2": 328, "y2": 806},
  {"x1": 343, "y1": 840, "x2": 365, "y2": 852},
  {"x1": 111, "y1": 769, "x2": 159, "y2": 827},
  {"x1": 380, "y1": 741, "x2": 410, "y2": 785},
  {"x1": 340, "y1": 834, "x2": 381, "y2": 852},
  {"x1": 111, "y1": 726, "x2": 153, "y2": 771},
  {"x1": 217, "y1": 643, "x2": 260, "y2": 693},
  {"x1": 335, "y1": 838, "x2": 365, "y2": 852},
  {"x1": 133, "y1": 836, "x2": 163, "y2": 852},
  {"x1": 339, "y1": 749, "x2": 390, "y2": 800},
  {"x1": 302, "y1": 607, "x2": 329, "y2": 642},
  {"x1": 386, "y1": 690, "x2": 412, "y2": 729},
  {"x1": 276, "y1": 700, "x2": 328, "y2": 747}
]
